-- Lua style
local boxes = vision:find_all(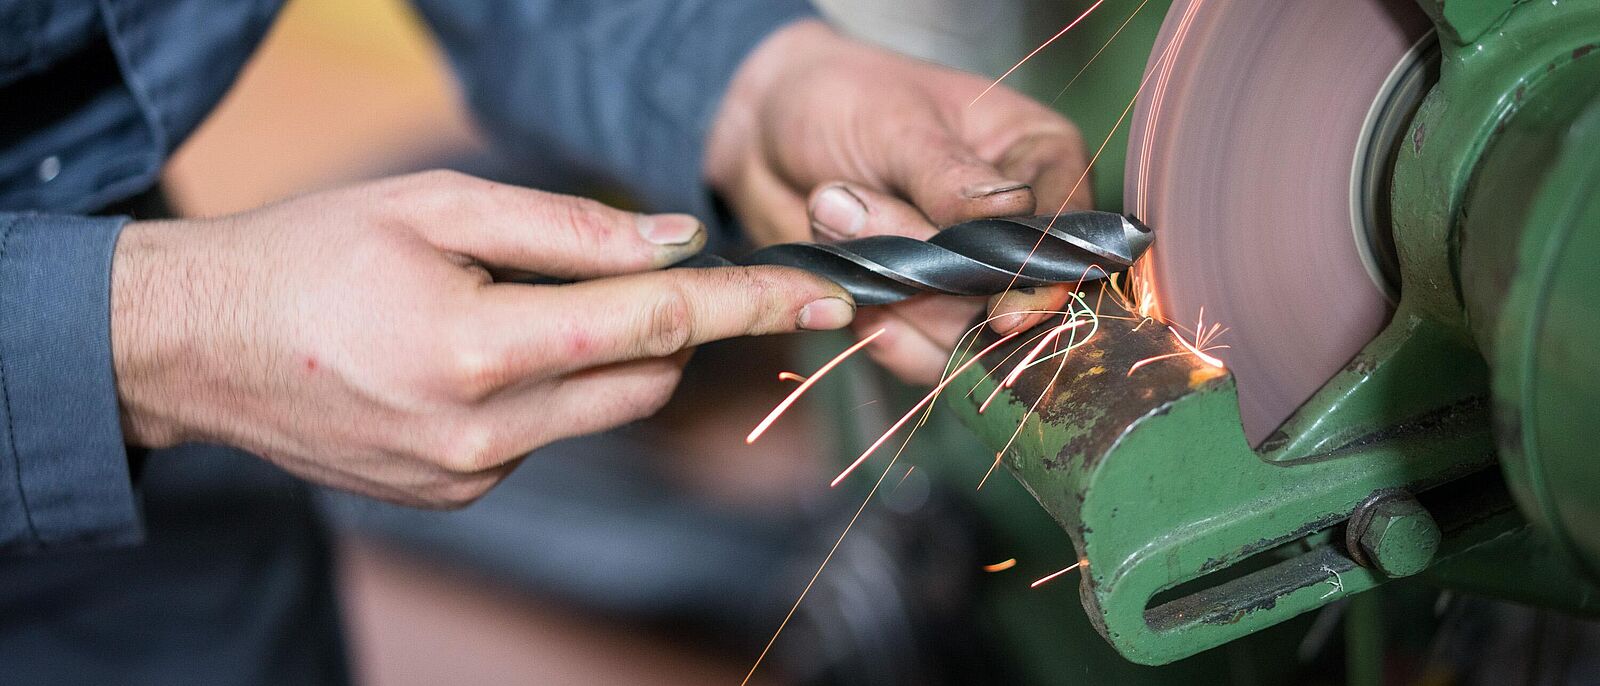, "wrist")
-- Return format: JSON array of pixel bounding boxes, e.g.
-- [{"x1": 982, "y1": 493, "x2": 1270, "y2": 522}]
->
[
  {"x1": 704, "y1": 19, "x2": 838, "y2": 195},
  {"x1": 109, "y1": 220, "x2": 208, "y2": 448}
]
